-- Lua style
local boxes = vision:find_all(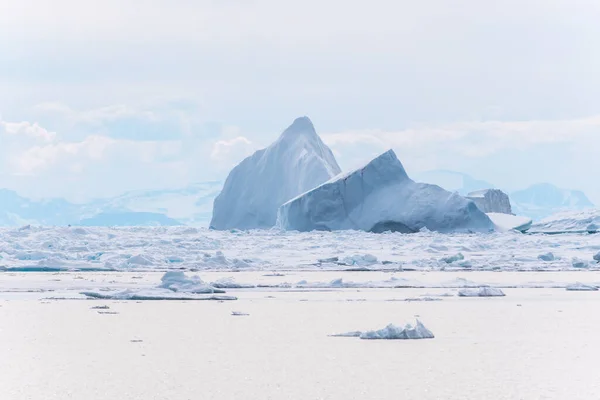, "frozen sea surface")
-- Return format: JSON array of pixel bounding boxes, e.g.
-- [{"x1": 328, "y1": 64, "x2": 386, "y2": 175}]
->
[
  {"x1": 2, "y1": 226, "x2": 600, "y2": 272},
  {"x1": 2, "y1": 227, "x2": 600, "y2": 399},
  {"x1": 1, "y1": 277, "x2": 600, "y2": 399}
]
